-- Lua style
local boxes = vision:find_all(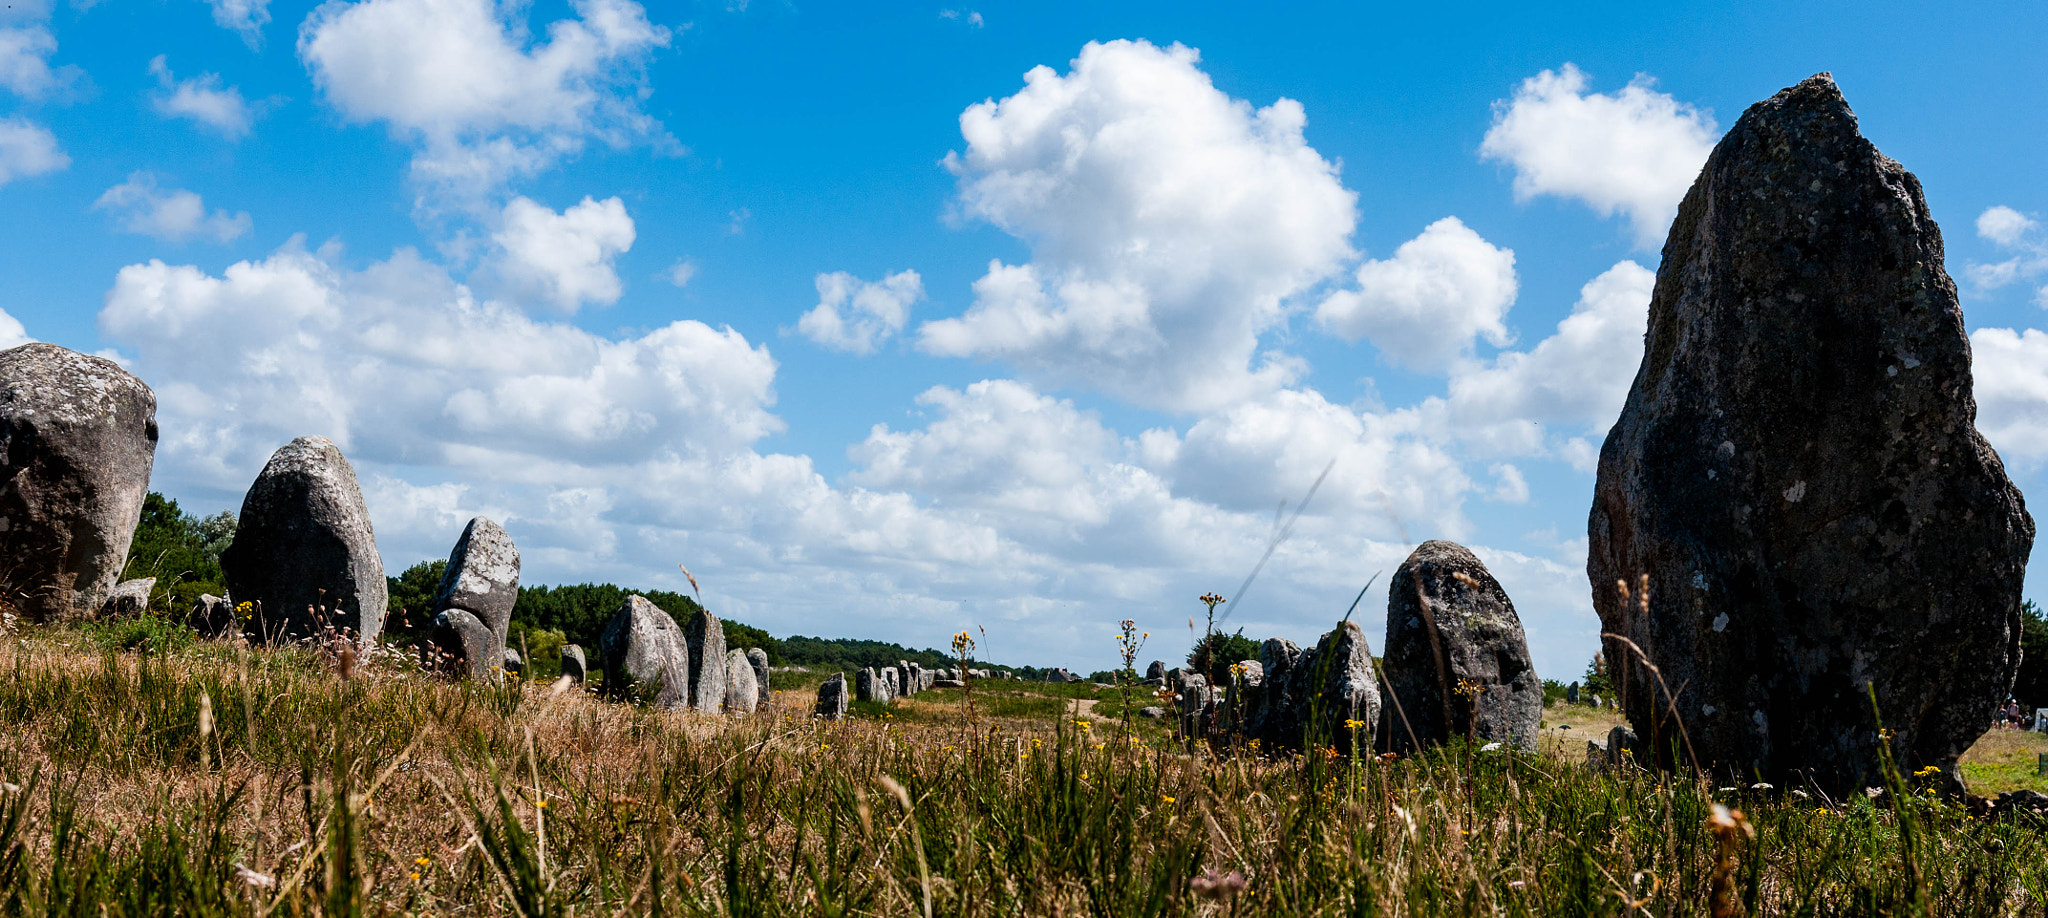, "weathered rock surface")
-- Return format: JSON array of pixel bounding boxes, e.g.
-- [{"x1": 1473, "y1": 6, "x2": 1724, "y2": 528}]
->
[
  {"x1": 747, "y1": 648, "x2": 771, "y2": 708},
  {"x1": 1588, "y1": 74, "x2": 2035, "y2": 794},
  {"x1": 598, "y1": 595, "x2": 690, "y2": 708},
  {"x1": 1145, "y1": 660, "x2": 1166, "y2": 681},
  {"x1": 503, "y1": 648, "x2": 524, "y2": 677},
  {"x1": 0, "y1": 343, "x2": 157, "y2": 621},
  {"x1": 431, "y1": 609, "x2": 499, "y2": 681},
  {"x1": 1566, "y1": 682, "x2": 1580, "y2": 705},
  {"x1": 221, "y1": 437, "x2": 386, "y2": 642},
  {"x1": 857, "y1": 667, "x2": 887, "y2": 703},
  {"x1": 683, "y1": 608, "x2": 727, "y2": 713},
  {"x1": 1384, "y1": 540, "x2": 1542, "y2": 751},
  {"x1": 431, "y1": 517, "x2": 519, "y2": 653},
  {"x1": 1046, "y1": 668, "x2": 1077, "y2": 683},
  {"x1": 1138, "y1": 706, "x2": 1165, "y2": 719},
  {"x1": 932, "y1": 678, "x2": 965, "y2": 688},
  {"x1": 1244, "y1": 639, "x2": 1303, "y2": 748},
  {"x1": 189, "y1": 593, "x2": 235, "y2": 638},
  {"x1": 905, "y1": 663, "x2": 922, "y2": 696},
  {"x1": 816, "y1": 673, "x2": 847, "y2": 720},
  {"x1": 560, "y1": 644, "x2": 587, "y2": 683},
  {"x1": 100, "y1": 577, "x2": 154, "y2": 616},
  {"x1": 724, "y1": 649, "x2": 759, "y2": 713}
]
